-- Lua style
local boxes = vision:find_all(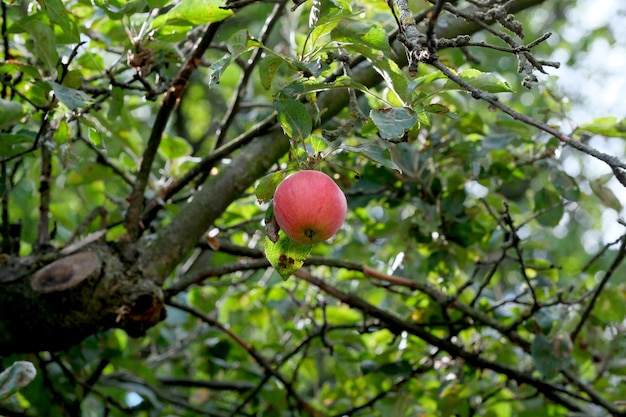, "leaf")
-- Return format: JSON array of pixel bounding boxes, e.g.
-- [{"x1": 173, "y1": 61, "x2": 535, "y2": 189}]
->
[
  {"x1": 66, "y1": 162, "x2": 112, "y2": 185},
  {"x1": 158, "y1": 135, "x2": 192, "y2": 160},
  {"x1": 258, "y1": 54, "x2": 285, "y2": 90},
  {"x1": 589, "y1": 180, "x2": 622, "y2": 211},
  {"x1": 309, "y1": 7, "x2": 350, "y2": 47},
  {"x1": 0, "y1": 132, "x2": 35, "y2": 157},
  {"x1": 551, "y1": 171, "x2": 580, "y2": 202},
  {"x1": 443, "y1": 69, "x2": 513, "y2": 93},
  {"x1": 576, "y1": 116, "x2": 626, "y2": 139},
  {"x1": 531, "y1": 334, "x2": 572, "y2": 379},
  {"x1": 207, "y1": 55, "x2": 231, "y2": 86},
  {"x1": 40, "y1": 0, "x2": 80, "y2": 43},
  {"x1": 265, "y1": 235, "x2": 312, "y2": 280},
  {"x1": 255, "y1": 171, "x2": 287, "y2": 204},
  {"x1": 26, "y1": 20, "x2": 58, "y2": 74},
  {"x1": 0, "y1": 99, "x2": 26, "y2": 130},
  {"x1": 347, "y1": 44, "x2": 411, "y2": 103},
  {"x1": 226, "y1": 29, "x2": 255, "y2": 57},
  {"x1": 369, "y1": 107, "x2": 418, "y2": 140},
  {"x1": 330, "y1": 18, "x2": 390, "y2": 52},
  {"x1": 340, "y1": 144, "x2": 400, "y2": 172},
  {"x1": 533, "y1": 187, "x2": 563, "y2": 227},
  {"x1": 152, "y1": 0, "x2": 233, "y2": 27},
  {"x1": 108, "y1": 86, "x2": 124, "y2": 119},
  {"x1": 0, "y1": 361, "x2": 37, "y2": 400},
  {"x1": 360, "y1": 360, "x2": 414, "y2": 377},
  {"x1": 48, "y1": 81, "x2": 93, "y2": 110},
  {"x1": 275, "y1": 98, "x2": 312, "y2": 142}
]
